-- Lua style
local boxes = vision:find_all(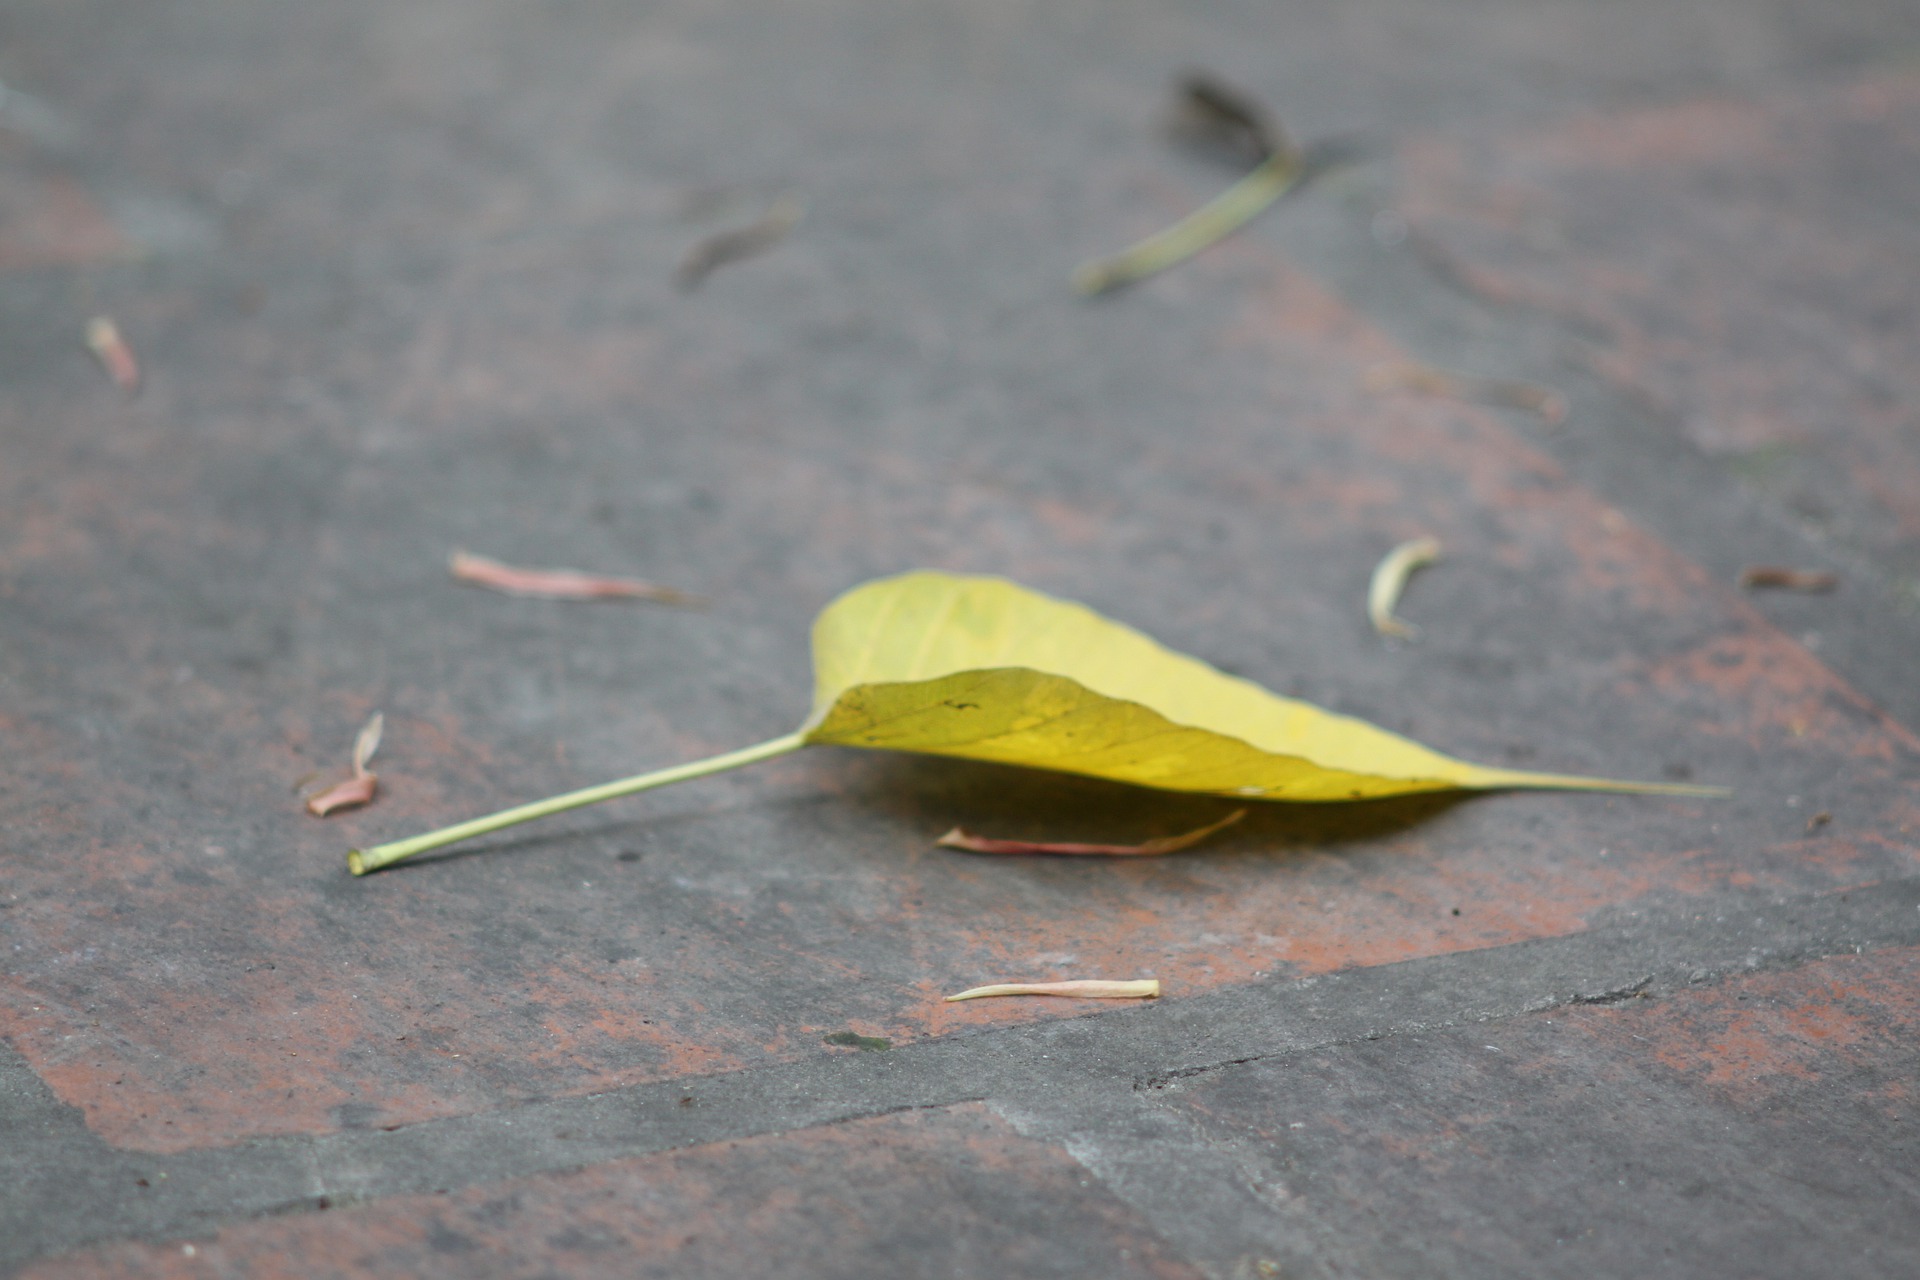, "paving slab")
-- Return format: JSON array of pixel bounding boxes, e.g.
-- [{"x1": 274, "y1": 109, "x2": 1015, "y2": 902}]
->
[
  {"x1": 21, "y1": 1104, "x2": 1203, "y2": 1280},
  {"x1": 1152, "y1": 943, "x2": 1920, "y2": 1277},
  {"x1": 3, "y1": 0, "x2": 1919, "y2": 1275},
  {"x1": 1398, "y1": 68, "x2": 1920, "y2": 580}
]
